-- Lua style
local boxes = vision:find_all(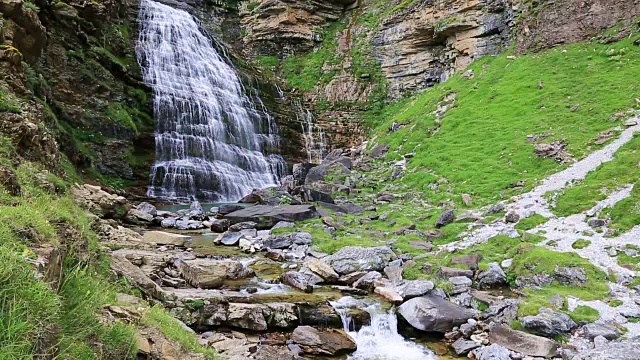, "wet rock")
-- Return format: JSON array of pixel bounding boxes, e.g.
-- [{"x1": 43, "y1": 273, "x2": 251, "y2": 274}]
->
[
  {"x1": 291, "y1": 326, "x2": 356, "y2": 356},
  {"x1": 435, "y1": 210, "x2": 455, "y2": 228},
  {"x1": 489, "y1": 324, "x2": 558, "y2": 357},
  {"x1": 220, "y1": 232, "x2": 244, "y2": 246},
  {"x1": 572, "y1": 336, "x2": 640, "y2": 360},
  {"x1": 211, "y1": 219, "x2": 230, "y2": 233},
  {"x1": 521, "y1": 308, "x2": 577, "y2": 337},
  {"x1": 323, "y1": 246, "x2": 396, "y2": 275},
  {"x1": 437, "y1": 266, "x2": 473, "y2": 279},
  {"x1": 452, "y1": 338, "x2": 480, "y2": 356},
  {"x1": 505, "y1": 211, "x2": 520, "y2": 223},
  {"x1": 398, "y1": 294, "x2": 476, "y2": 333},
  {"x1": 451, "y1": 254, "x2": 482, "y2": 270},
  {"x1": 476, "y1": 262, "x2": 507, "y2": 289},
  {"x1": 449, "y1": 276, "x2": 472, "y2": 295},
  {"x1": 225, "y1": 205, "x2": 318, "y2": 229},
  {"x1": 581, "y1": 323, "x2": 622, "y2": 340},
  {"x1": 280, "y1": 271, "x2": 322, "y2": 293},
  {"x1": 588, "y1": 219, "x2": 606, "y2": 228},
  {"x1": 179, "y1": 259, "x2": 250, "y2": 288},
  {"x1": 554, "y1": 266, "x2": 587, "y2": 286},
  {"x1": 471, "y1": 344, "x2": 511, "y2": 360},
  {"x1": 352, "y1": 271, "x2": 382, "y2": 291},
  {"x1": 142, "y1": 231, "x2": 190, "y2": 246}
]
